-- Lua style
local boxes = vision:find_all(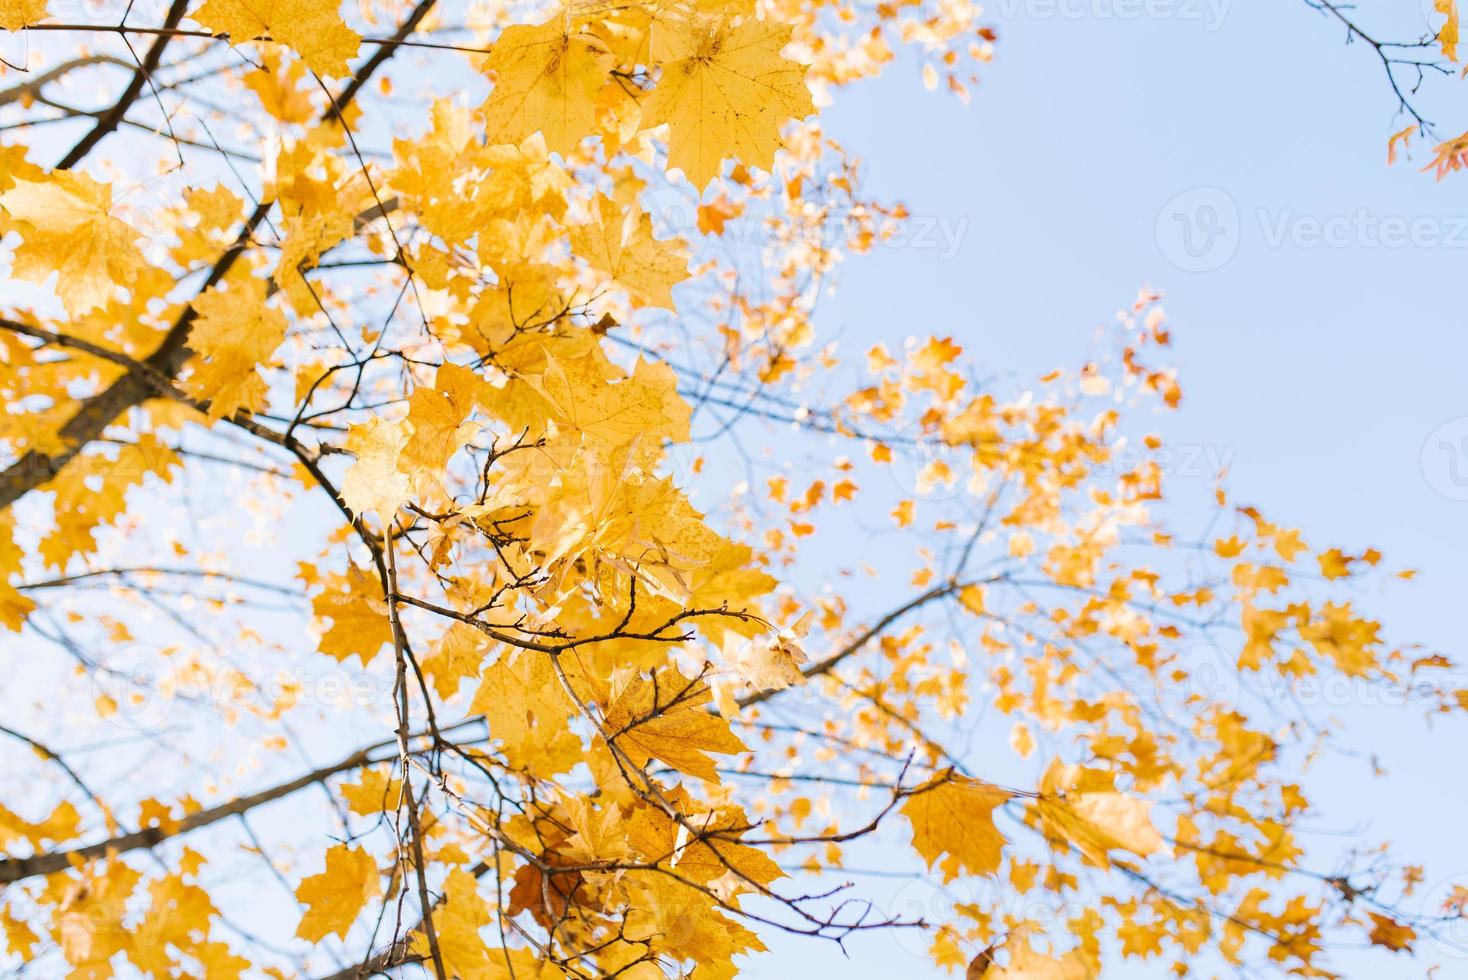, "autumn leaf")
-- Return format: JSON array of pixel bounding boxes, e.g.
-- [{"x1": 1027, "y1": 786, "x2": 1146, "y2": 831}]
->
[
  {"x1": 480, "y1": 13, "x2": 613, "y2": 154},
  {"x1": 987, "y1": 938, "x2": 1098, "y2": 979},
  {"x1": 1387, "y1": 124, "x2": 1416, "y2": 165},
  {"x1": 572, "y1": 194, "x2": 689, "y2": 310},
  {"x1": 624, "y1": 872, "x2": 766, "y2": 965},
  {"x1": 420, "y1": 621, "x2": 490, "y2": 699},
  {"x1": 0, "y1": 0, "x2": 47, "y2": 30},
  {"x1": 400, "y1": 363, "x2": 492, "y2": 484},
  {"x1": 645, "y1": 15, "x2": 815, "y2": 188},
  {"x1": 412, "y1": 869, "x2": 553, "y2": 979},
  {"x1": 243, "y1": 50, "x2": 316, "y2": 123},
  {"x1": 194, "y1": 0, "x2": 361, "y2": 76},
  {"x1": 0, "y1": 513, "x2": 34, "y2": 631},
  {"x1": 340, "y1": 415, "x2": 412, "y2": 520},
  {"x1": 339, "y1": 769, "x2": 402, "y2": 815},
  {"x1": 723, "y1": 613, "x2": 810, "y2": 691},
  {"x1": 294, "y1": 844, "x2": 381, "y2": 942},
  {"x1": 183, "y1": 274, "x2": 287, "y2": 420},
  {"x1": 601, "y1": 669, "x2": 747, "y2": 781},
  {"x1": 469, "y1": 649, "x2": 583, "y2": 775},
  {"x1": 1434, "y1": 0, "x2": 1459, "y2": 60},
  {"x1": 1423, "y1": 129, "x2": 1468, "y2": 181},
  {"x1": 310, "y1": 564, "x2": 393, "y2": 665},
  {"x1": 903, "y1": 771, "x2": 1010, "y2": 881},
  {"x1": 497, "y1": 341, "x2": 692, "y2": 455},
  {"x1": 1030, "y1": 762, "x2": 1165, "y2": 868},
  {"x1": 0, "y1": 170, "x2": 147, "y2": 315},
  {"x1": 1366, "y1": 911, "x2": 1416, "y2": 952}
]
